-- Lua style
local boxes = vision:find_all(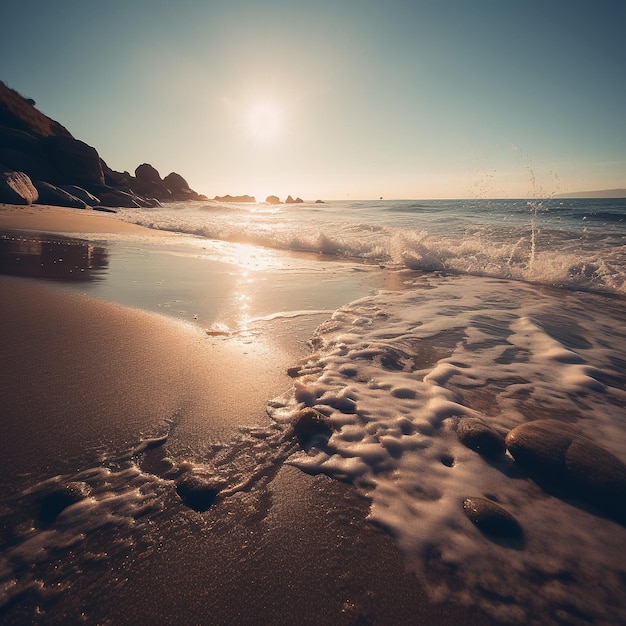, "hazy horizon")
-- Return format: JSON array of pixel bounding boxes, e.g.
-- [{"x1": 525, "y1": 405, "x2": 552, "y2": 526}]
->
[{"x1": 1, "y1": 0, "x2": 624, "y2": 201}]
